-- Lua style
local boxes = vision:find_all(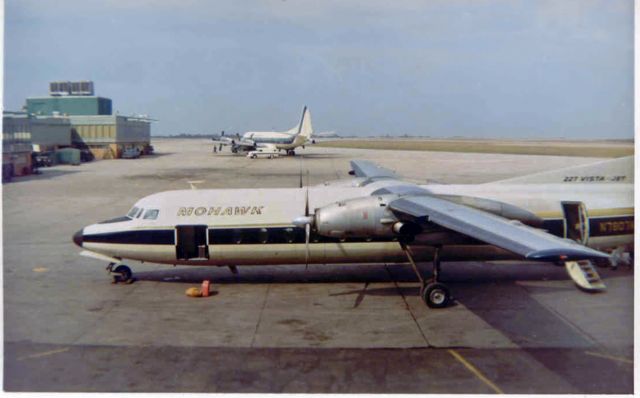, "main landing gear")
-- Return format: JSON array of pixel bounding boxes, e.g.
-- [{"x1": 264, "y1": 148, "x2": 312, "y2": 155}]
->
[
  {"x1": 107, "y1": 262, "x2": 134, "y2": 284},
  {"x1": 401, "y1": 244, "x2": 452, "y2": 308}
]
